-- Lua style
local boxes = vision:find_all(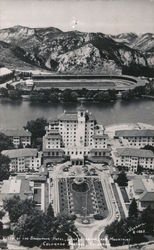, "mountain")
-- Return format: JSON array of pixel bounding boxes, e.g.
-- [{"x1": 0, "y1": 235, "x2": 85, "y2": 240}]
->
[
  {"x1": 0, "y1": 41, "x2": 42, "y2": 70},
  {"x1": 0, "y1": 25, "x2": 153, "y2": 75},
  {"x1": 111, "y1": 33, "x2": 154, "y2": 69},
  {"x1": 111, "y1": 33, "x2": 138, "y2": 46}
]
